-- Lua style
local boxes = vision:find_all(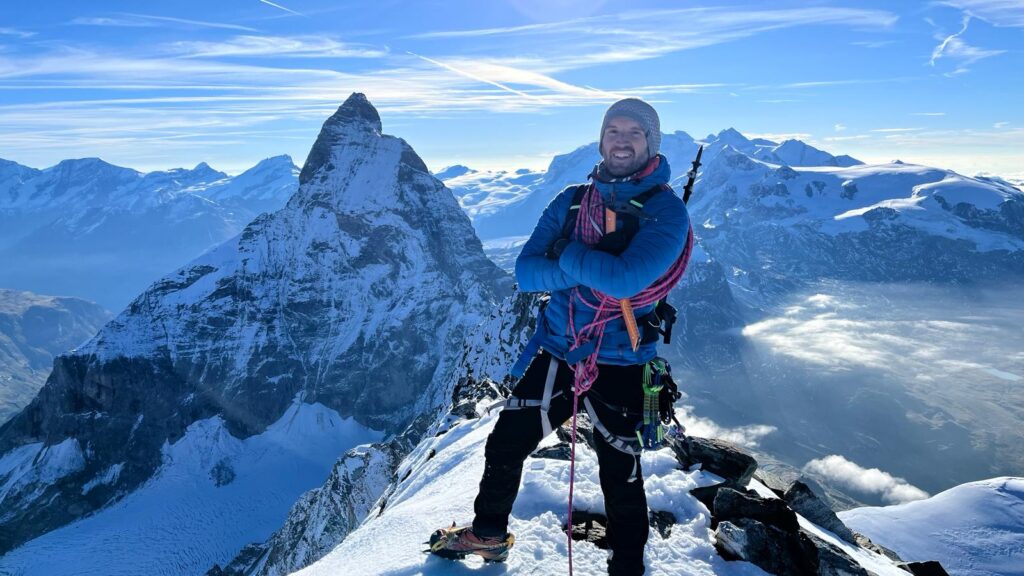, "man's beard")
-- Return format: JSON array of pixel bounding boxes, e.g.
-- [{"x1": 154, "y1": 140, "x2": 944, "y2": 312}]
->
[{"x1": 603, "y1": 148, "x2": 649, "y2": 177}]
